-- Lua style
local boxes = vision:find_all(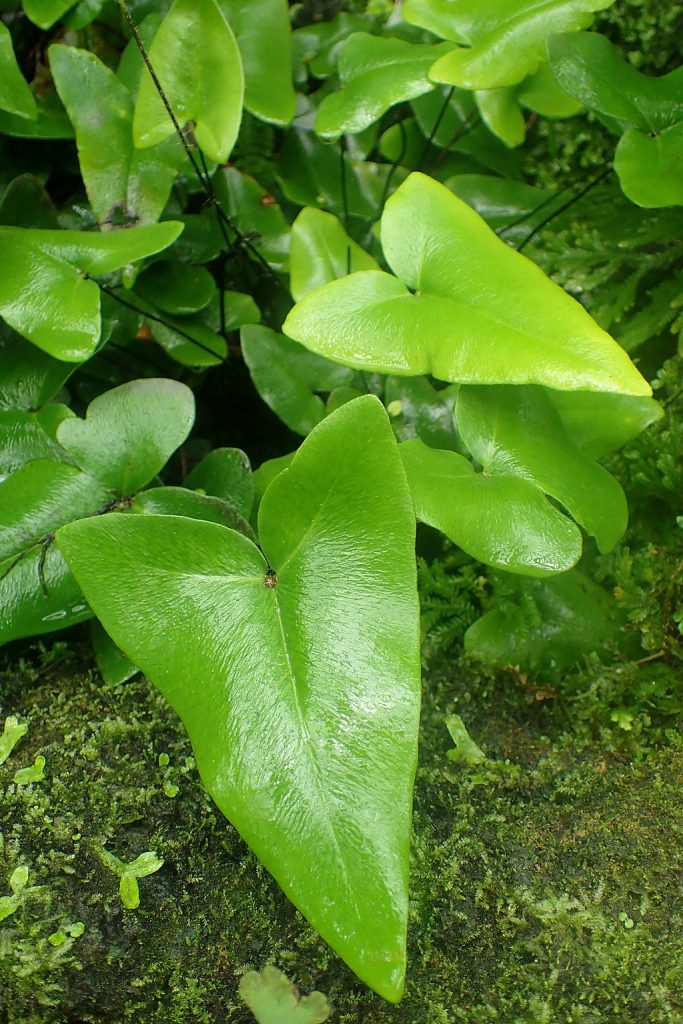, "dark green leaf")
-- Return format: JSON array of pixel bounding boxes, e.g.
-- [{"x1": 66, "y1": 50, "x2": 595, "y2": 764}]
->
[
  {"x1": 184, "y1": 447, "x2": 253, "y2": 518},
  {"x1": 135, "y1": 260, "x2": 216, "y2": 314},
  {"x1": 0, "y1": 22, "x2": 37, "y2": 119}
]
